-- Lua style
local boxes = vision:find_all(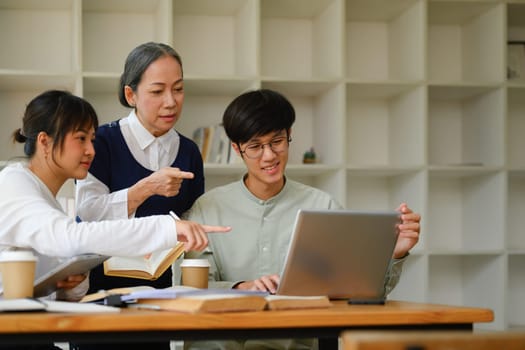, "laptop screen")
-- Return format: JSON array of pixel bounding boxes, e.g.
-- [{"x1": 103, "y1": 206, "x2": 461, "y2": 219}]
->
[{"x1": 276, "y1": 209, "x2": 400, "y2": 303}]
